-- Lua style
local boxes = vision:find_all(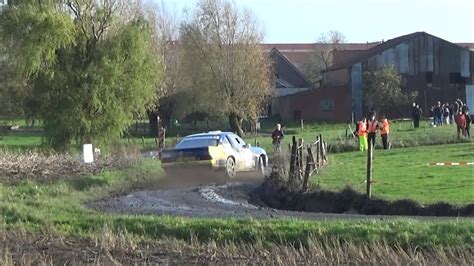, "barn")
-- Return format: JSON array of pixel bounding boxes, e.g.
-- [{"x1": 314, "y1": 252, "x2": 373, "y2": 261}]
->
[{"x1": 270, "y1": 32, "x2": 474, "y2": 122}]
